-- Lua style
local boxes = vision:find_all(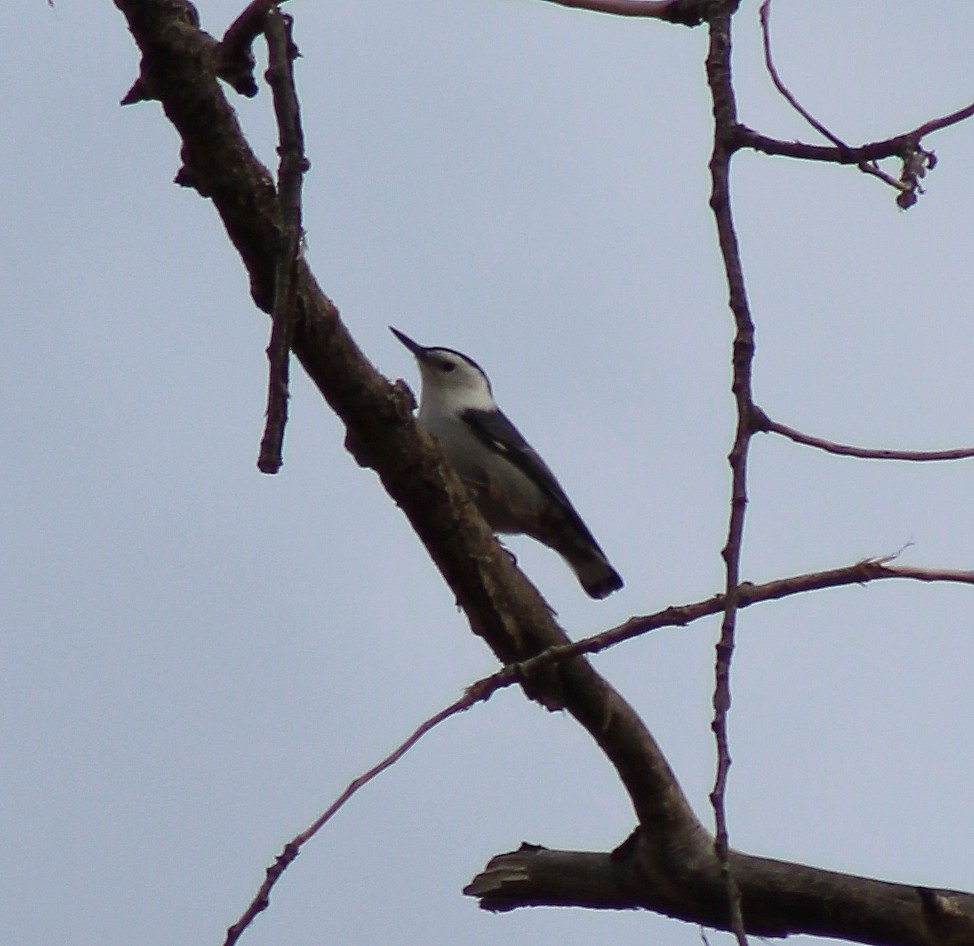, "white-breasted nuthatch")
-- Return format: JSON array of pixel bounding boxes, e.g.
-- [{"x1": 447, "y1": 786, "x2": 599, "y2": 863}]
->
[{"x1": 391, "y1": 327, "x2": 623, "y2": 599}]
